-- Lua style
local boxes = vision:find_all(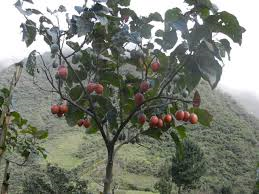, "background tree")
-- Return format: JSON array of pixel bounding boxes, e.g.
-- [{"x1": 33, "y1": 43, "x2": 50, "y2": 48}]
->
[
  {"x1": 0, "y1": 64, "x2": 48, "y2": 194},
  {"x1": 172, "y1": 139, "x2": 206, "y2": 194},
  {"x1": 15, "y1": 0, "x2": 245, "y2": 193}
]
